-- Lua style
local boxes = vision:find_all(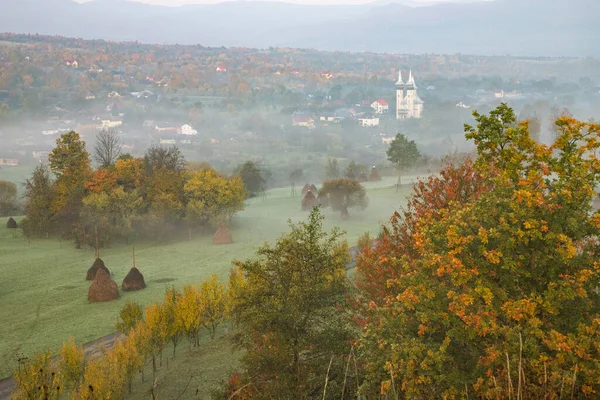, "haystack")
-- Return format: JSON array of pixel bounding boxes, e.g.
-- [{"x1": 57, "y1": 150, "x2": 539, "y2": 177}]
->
[
  {"x1": 368, "y1": 166, "x2": 381, "y2": 181},
  {"x1": 301, "y1": 183, "x2": 311, "y2": 196},
  {"x1": 309, "y1": 184, "x2": 318, "y2": 194},
  {"x1": 122, "y1": 267, "x2": 146, "y2": 291},
  {"x1": 6, "y1": 217, "x2": 17, "y2": 229},
  {"x1": 317, "y1": 191, "x2": 330, "y2": 208},
  {"x1": 88, "y1": 268, "x2": 119, "y2": 302},
  {"x1": 213, "y1": 225, "x2": 233, "y2": 245},
  {"x1": 301, "y1": 190, "x2": 318, "y2": 211},
  {"x1": 358, "y1": 172, "x2": 368, "y2": 182},
  {"x1": 86, "y1": 258, "x2": 110, "y2": 281}
]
